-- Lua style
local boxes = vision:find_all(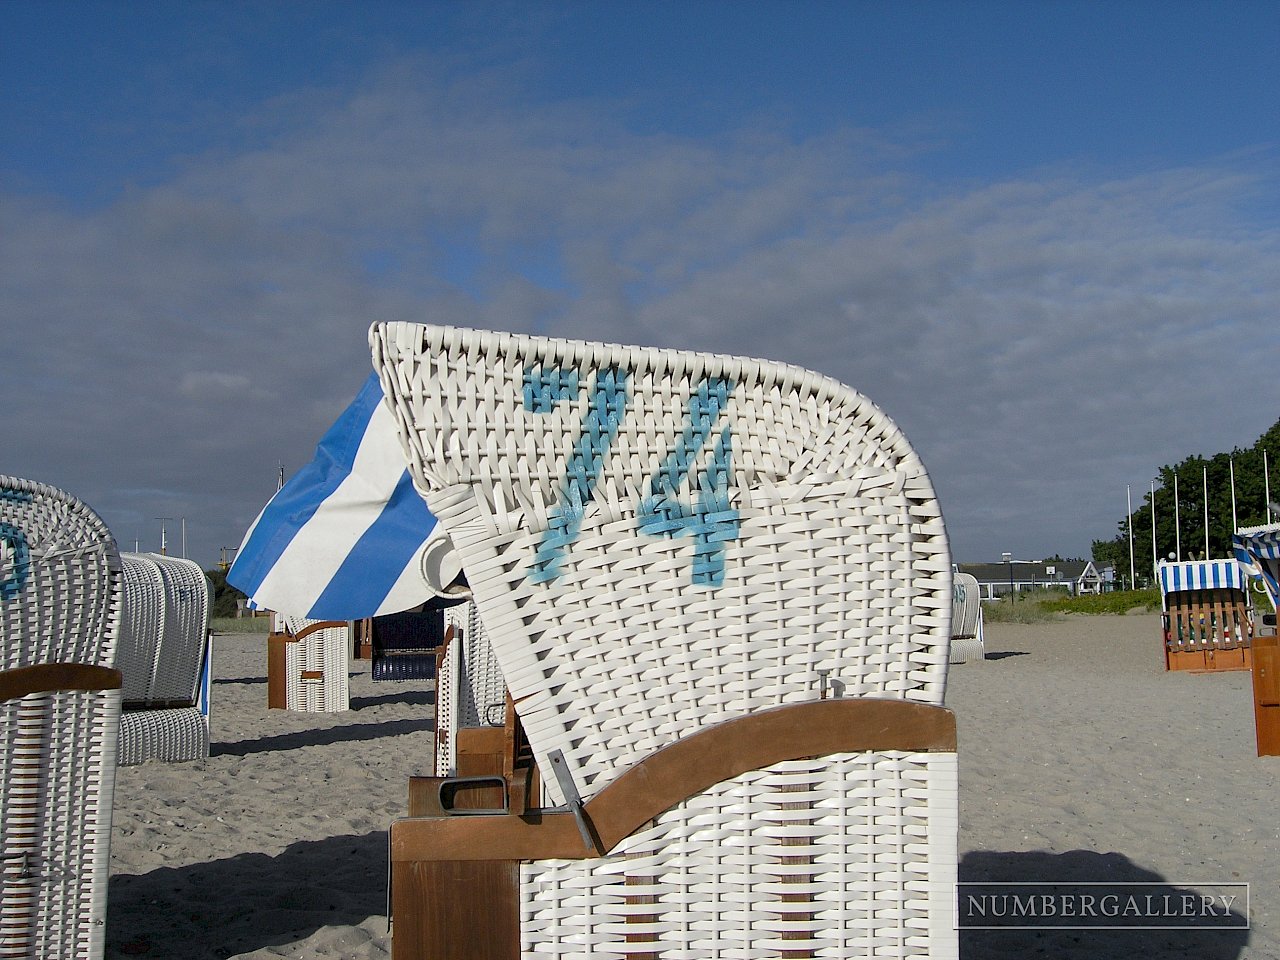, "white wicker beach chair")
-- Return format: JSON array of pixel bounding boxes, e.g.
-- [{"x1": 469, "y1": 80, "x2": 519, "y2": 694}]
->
[
  {"x1": 949, "y1": 572, "x2": 985, "y2": 664},
  {"x1": 117, "y1": 553, "x2": 212, "y2": 764},
  {"x1": 277, "y1": 615, "x2": 350, "y2": 713},
  {"x1": 1, "y1": 476, "x2": 123, "y2": 960},
  {"x1": 375, "y1": 325, "x2": 957, "y2": 960}
]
